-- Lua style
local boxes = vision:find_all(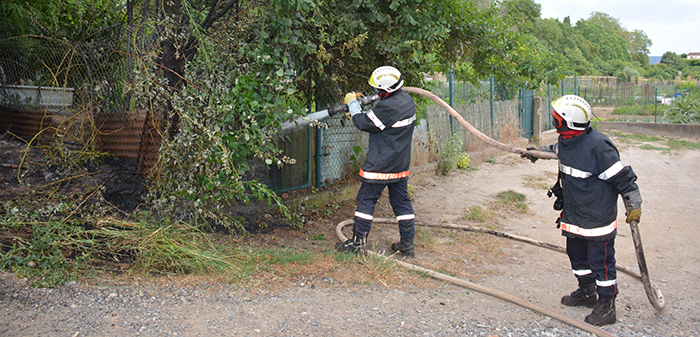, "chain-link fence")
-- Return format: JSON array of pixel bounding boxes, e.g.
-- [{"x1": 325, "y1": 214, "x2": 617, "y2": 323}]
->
[
  {"x1": 269, "y1": 86, "x2": 525, "y2": 192},
  {"x1": 0, "y1": 33, "x2": 163, "y2": 169},
  {"x1": 426, "y1": 99, "x2": 520, "y2": 152},
  {"x1": 0, "y1": 34, "x2": 128, "y2": 115},
  {"x1": 558, "y1": 76, "x2": 675, "y2": 108},
  {"x1": 533, "y1": 77, "x2": 681, "y2": 129}
]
